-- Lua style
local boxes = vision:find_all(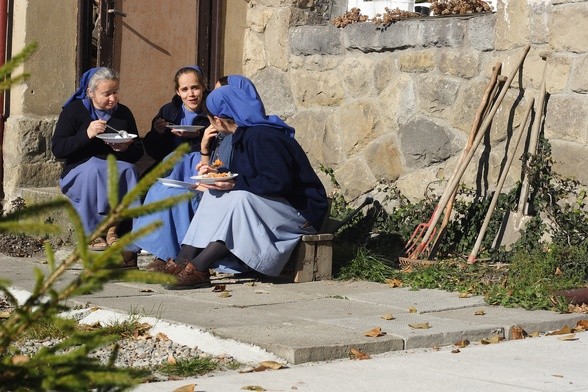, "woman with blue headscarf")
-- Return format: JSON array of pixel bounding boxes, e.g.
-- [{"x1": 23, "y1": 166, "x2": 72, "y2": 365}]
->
[
  {"x1": 133, "y1": 74, "x2": 270, "y2": 273},
  {"x1": 164, "y1": 85, "x2": 328, "y2": 289},
  {"x1": 52, "y1": 67, "x2": 143, "y2": 261}
]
